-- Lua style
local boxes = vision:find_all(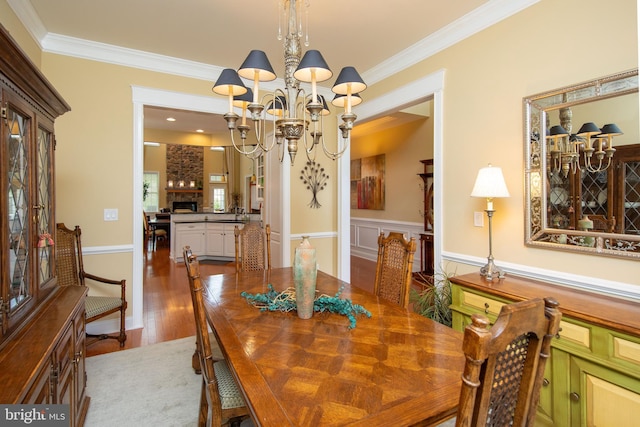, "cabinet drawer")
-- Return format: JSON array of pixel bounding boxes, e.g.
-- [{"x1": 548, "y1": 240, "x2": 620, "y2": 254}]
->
[
  {"x1": 460, "y1": 290, "x2": 505, "y2": 316},
  {"x1": 606, "y1": 332, "x2": 640, "y2": 376},
  {"x1": 176, "y1": 223, "x2": 205, "y2": 231},
  {"x1": 613, "y1": 337, "x2": 640, "y2": 364},
  {"x1": 558, "y1": 319, "x2": 591, "y2": 349}
]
